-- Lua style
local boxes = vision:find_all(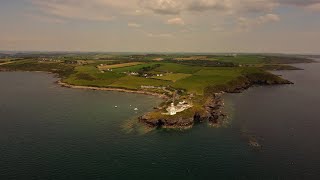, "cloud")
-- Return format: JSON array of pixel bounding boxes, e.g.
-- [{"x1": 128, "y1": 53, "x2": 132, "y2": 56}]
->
[
  {"x1": 140, "y1": 0, "x2": 280, "y2": 15},
  {"x1": 139, "y1": 0, "x2": 183, "y2": 15},
  {"x1": 30, "y1": 0, "x2": 138, "y2": 21},
  {"x1": 278, "y1": 0, "x2": 320, "y2": 11},
  {"x1": 147, "y1": 33, "x2": 174, "y2": 38},
  {"x1": 128, "y1": 23, "x2": 141, "y2": 28},
  {"x1": 211, "y1": 26, "x2": 224, "y2": 32},
  {"x1": 278, "y1": 0, "x2": 320, "y2": 6},
  {"x1": 306, "y1": 3, "x2": 320, "y2": 11},
  {"x1": 237, "y1": 0, "x2": 278, "y2": 13},
  {"x1": 257, "y1": 13, "x2": 280, "y2": 24},
  {"x1": 166, "y1": 17, "x2": 185, "y2": 25},
  {"x1": 186, "y1": 0, "x2": 232, "y2": 12},
  {"x1": 26, "y1": 14, "x2": 66, "y2": 24},
  {"x1": 29, "y1": 0, "x2": 320, "y2": 24},
  {"x1": 237, "y1": 13, "x2": 280, "y2": 31}
]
